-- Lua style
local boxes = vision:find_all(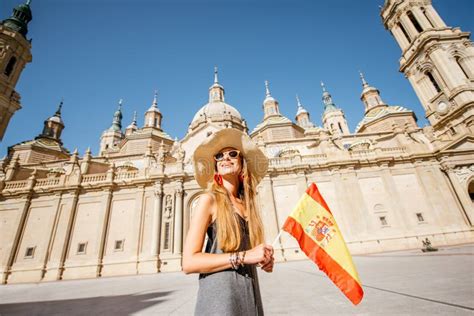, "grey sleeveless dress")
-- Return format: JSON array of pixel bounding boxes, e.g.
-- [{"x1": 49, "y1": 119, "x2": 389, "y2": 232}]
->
[{"x1": 195, "y1": 215, "x2": 264, "y2": 316}]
